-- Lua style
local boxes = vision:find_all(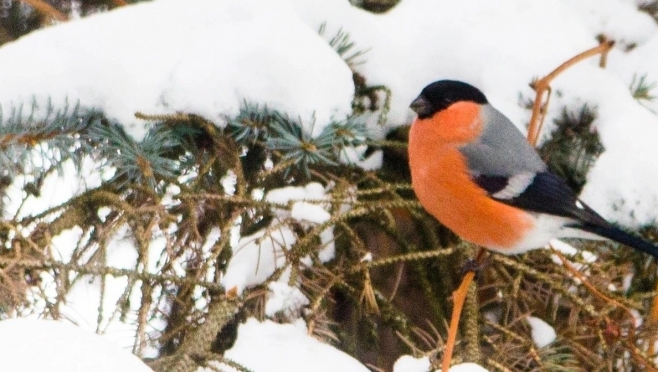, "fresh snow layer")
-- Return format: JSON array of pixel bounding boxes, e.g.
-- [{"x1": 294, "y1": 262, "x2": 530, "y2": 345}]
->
[
  {"x1": 446, "y1": 363, "x2": 490, "y2": 372},
  {"x1": 0, "y1": 318, "x2": 153, "y2": 372},
  {"x1": 393, "y1": 355, "x2": 489, "y2": 372},
  {"x1": 202, "y1": 318, "x2": 370, "y2": 372},
  {"x1": 393, "y1": 355, "x2": 431, "y2": 372},
  {"x1": 293, "y1": 0, "x2": 594, "y2": 133},
  {"x1": 0, "y1": 0, "x2": 354, "y2": 140}
]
